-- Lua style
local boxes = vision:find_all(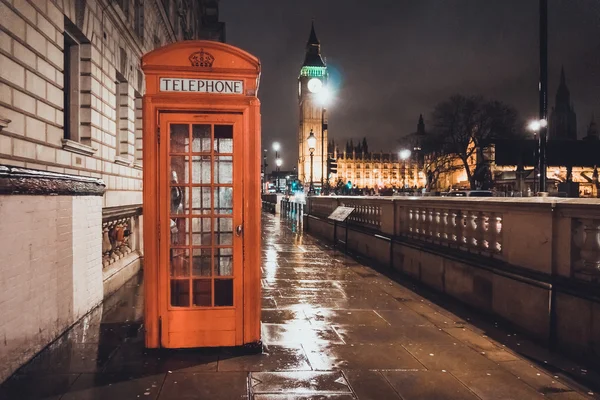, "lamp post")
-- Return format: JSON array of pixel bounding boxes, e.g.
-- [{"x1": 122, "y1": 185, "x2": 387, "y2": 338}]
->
[
  {"x1": 272, "y1": 142, "x2": 281, "y2": 192},
  {"x1": 399, "y1": 149, "x2": 411, "y2": 189},
  {"x1": 538, "y1": 0, "x2": 548, "y2": 194},
  {"x1": 262, "y1": 148, "x2": 268, "y2": 194},
  {"x1": 307, "y1": 130, "x2": 317, "y2": 195},
  {"x1": 275, "y1": 158, "x2": 282, "y2": 193},
  {"x1": 528, "y1": 119, "x2": 547, "y2": 194}
]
